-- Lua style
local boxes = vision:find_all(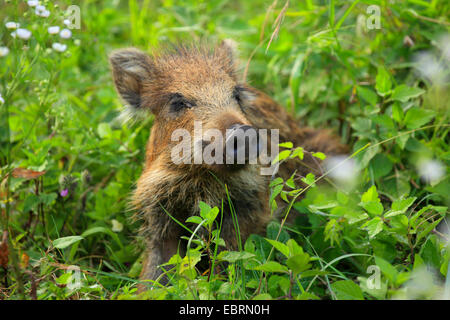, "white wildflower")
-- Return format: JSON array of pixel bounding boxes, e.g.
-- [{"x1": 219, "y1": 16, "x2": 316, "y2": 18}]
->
[
  {"x1": 52, "y1": 42, "x2": 67, "y2": 52},
  {"x1": 27, "y1": 0, "x2": 39, "y2": 6},
  {"x1": 417, "y1": 159, "x2": 445, "y2": 185},
  {"x1": 35, "y1": 5, "x2": 50, "y2": 17},
  {"x1": 413, "y1": 51, "x2": 445, "y2": 83},
  {"x1": 0, "y1": 47, "x2": 9, "y2": 57},
  {"x1": 0, "y1": 93, "x2": 4, "y2": 104},
  {"x1": 111, "y1": 219, "x2": 123, "y2": 233},
  {"x1": 59, "y1": 28, "x2": 72, "y2": 39},
  {"x1": 5, "y1": 22, "x2": 20, "y2": 29},
  {"x1": 324, "y1": 155, "x2": 358, "y2": 183},
  {"x1": 16, "y1": 28, "x2": 32, "y2": 40},
  {"x1": 63, "y1": 19, "x2": 71, "y2": 26},
  {"x1": 48, "y1": 26, "x2": 60, "y2": 34}
]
